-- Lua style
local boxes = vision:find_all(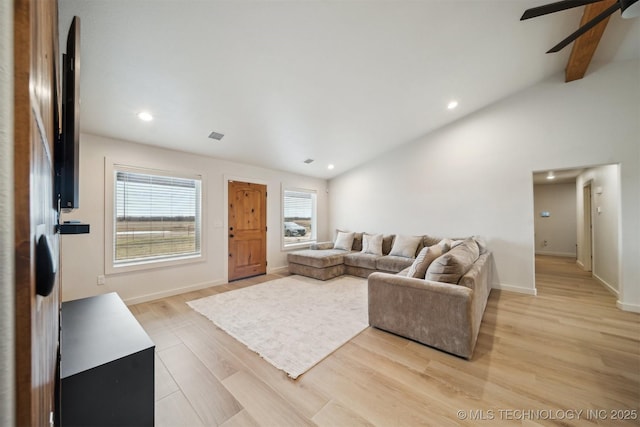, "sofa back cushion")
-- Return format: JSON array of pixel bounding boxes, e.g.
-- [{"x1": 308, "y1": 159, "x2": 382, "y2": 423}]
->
[
  {"x1": 389, "y1": 235, "x2": 422, "y2": 258},
  {"x1": 422, "y1": 235, "x2": 444, "y2": 248},
  {"x1": 382, "y1": 235, "x2": 395, "y2": 255},
  {"x1": 407, "y1": 239, "x2": 450, "y2": 278},
  {"x1": 426, "y1": 238, "x2": 480, "y2": 284},
  {"x1": 352, "y1": 232, "x2": 364, "y2": 251},
  {"x1": 415, "y1": 234, "x2": 447, "y2": 256},
  {"x1": 334, "y1": 231, "x2": 355, "y2": 251}
]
